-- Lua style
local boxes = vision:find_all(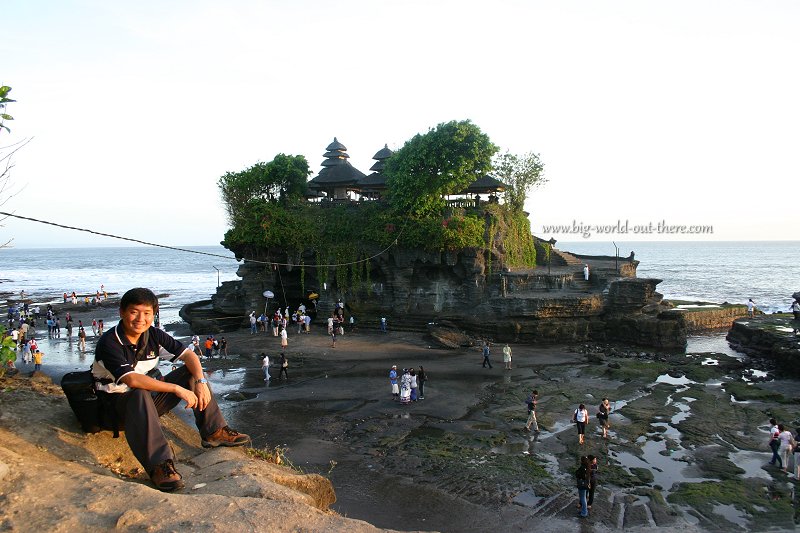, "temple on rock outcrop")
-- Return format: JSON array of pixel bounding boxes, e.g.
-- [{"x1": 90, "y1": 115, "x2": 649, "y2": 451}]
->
[{"x1": 188, "y1": 136, "x2": 691, "y2": 351}]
